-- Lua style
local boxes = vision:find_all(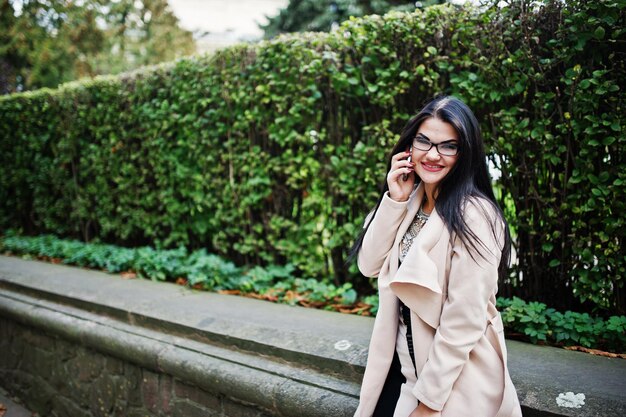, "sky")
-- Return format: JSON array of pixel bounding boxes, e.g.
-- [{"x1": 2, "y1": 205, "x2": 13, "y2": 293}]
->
[
  {"x1": 166, "y1": 0, "x2": 474, "y2": 53},
  {"x1": 167, "y1": 0, "x2": 289, "y2": 50}
]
